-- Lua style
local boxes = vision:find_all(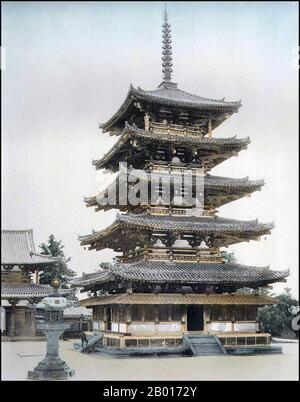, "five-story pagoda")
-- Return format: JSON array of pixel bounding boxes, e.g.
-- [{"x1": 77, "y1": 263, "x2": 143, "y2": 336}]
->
[{"x1": 71, "y1": 9, "x2": 289, "y2": 355}]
